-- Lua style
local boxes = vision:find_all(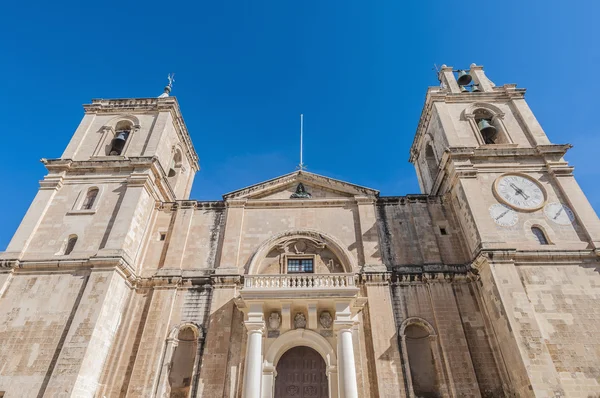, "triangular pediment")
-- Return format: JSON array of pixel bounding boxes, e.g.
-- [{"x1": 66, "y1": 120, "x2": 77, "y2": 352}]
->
[{"x1": 223, "y1": 171, "x2": 379, "y2": 201}]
